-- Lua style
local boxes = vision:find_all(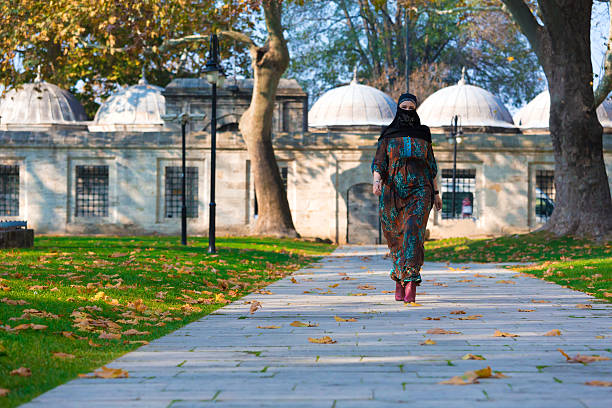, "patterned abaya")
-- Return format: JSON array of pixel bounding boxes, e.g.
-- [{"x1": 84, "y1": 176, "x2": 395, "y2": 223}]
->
[{"x1": 371, "y1": 117, "x2": 437, "y2": 286}]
